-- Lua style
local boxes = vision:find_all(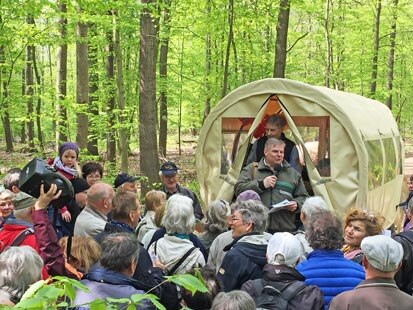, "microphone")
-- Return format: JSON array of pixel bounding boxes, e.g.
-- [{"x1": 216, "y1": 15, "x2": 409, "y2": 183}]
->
[{"x1": 274, "y1": 163, "x2": 283, "y2": 177}]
